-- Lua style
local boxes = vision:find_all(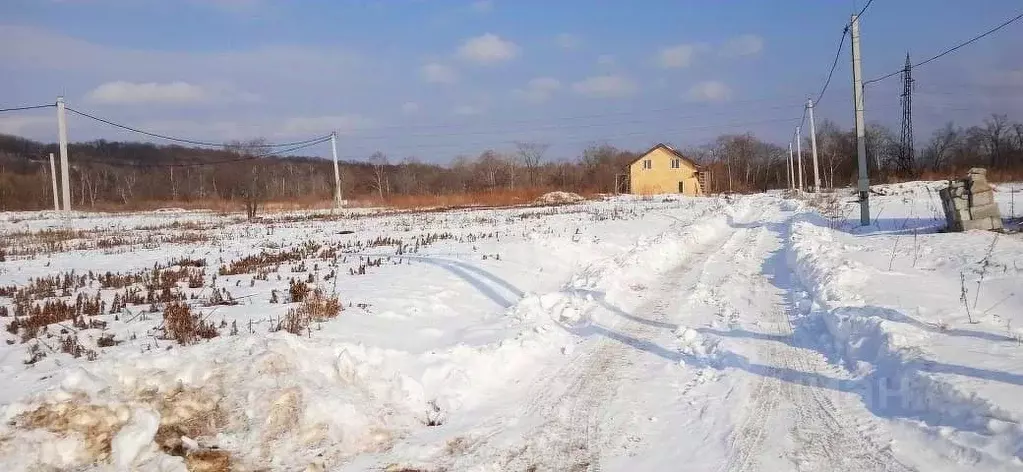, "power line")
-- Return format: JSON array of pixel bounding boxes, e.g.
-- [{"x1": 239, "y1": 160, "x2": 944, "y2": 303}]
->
[
  {"x1": 814, "y1": 29, "x2": 848, "y2": 105},
  {"x1": 345, "y1": 103, "x2": 802, "y2": 142},
  {"x1": 338, "y1": 115, "x2": 803, "y2": 157},
  {"x1": 0, "y1": 104, "x2": 55, "y2": 113},
  {"x1": 810, "y1": 0, "x2": 872, "y2": 106},
  {"x1": 853, "y1": 0, "x2": 876, "y2": 22},
  {"x1": 74, "y1": 135, "x2": 332, "y2": 169},
  {"x1": 341, "y1": 95, "x2": 809, "y2": 134},
  {"x1": 65, "y1": 107, "x2": 330, "y2": 149},
  {"x1": 864, "y1": 10, "x2": 1023, "y2": 86}
]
